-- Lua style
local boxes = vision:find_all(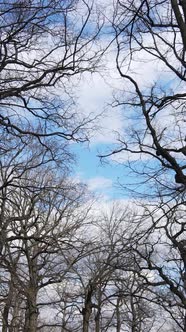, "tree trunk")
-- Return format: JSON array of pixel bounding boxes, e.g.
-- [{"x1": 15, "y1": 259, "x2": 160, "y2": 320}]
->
[
  {"x1": 9, "y1": 295, "x2": 23, "y2": 332},
  {"x1": 23, "y1": 236, "x2": 39, "y2": 332},
  {"x1": 2, "y1": 301, "x2": 10, "y2": 332},
  {"x1": 130, "y1": 296, "x2": 137, "y2": 332},
  {"x1": 61, "y1": 298, "x2": 67, "y2": 332},
  {"x1": 82, "y1": 306, "x2": 92, "y2": 332},
  {"x1": 23, "y1": 290, "x2": 38, "y2": 332},
  {"x1": 2, "y1": 280, "x2": 14, "y2": 332},
  {"x1": 95, "y1": 309, "x2": 101, "y2": 332},
  {"x1": 82, "y1": 282, "x2": 94, "y2": 332},
  {"x1": 116, "y1": 297, "x2": 121, "y2": 332},
  {"x1": 95, "y1": 287, "x2": 102, "y2": 332}
]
